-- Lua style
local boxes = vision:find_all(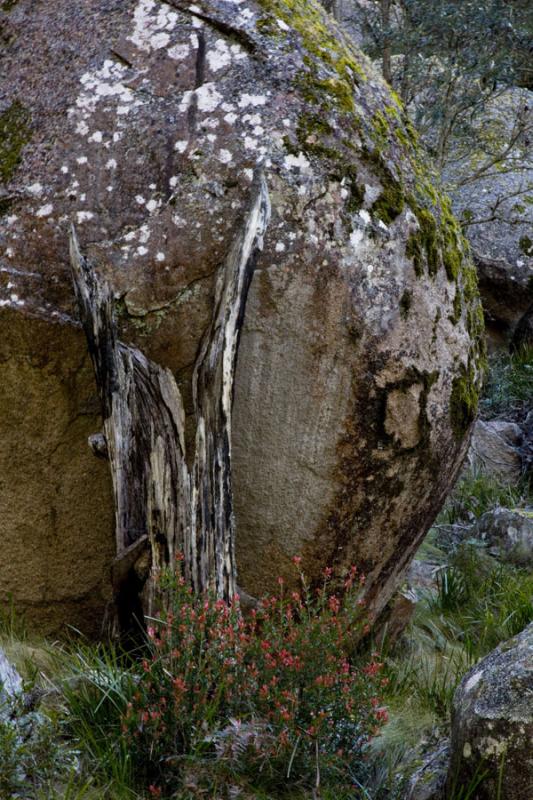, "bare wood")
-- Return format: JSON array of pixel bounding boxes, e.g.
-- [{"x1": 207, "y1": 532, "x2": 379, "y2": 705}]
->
[
  {"x1": 189, "y1": 173, "x2": 270, "y2": 599},
  {"x1": 69, "y1": 172, "x2": 269, "y2": 625}
]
